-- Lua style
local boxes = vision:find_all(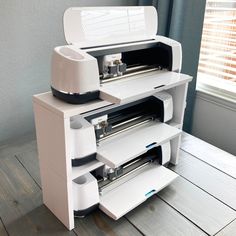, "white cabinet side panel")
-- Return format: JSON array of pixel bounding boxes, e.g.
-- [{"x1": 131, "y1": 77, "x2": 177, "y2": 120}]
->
[
  {"x1": 33, "y1": 102, "x2": 74, "y2": 230},
  {"x1": 40, "y1": 165, "x2": 74, "y2": 230},
  {"x1": 170, "y1": 135, "x2": 181, "y2": 165},
  {"x1": 33, "y1": 103, "x2": 71, "y2": 179}
]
